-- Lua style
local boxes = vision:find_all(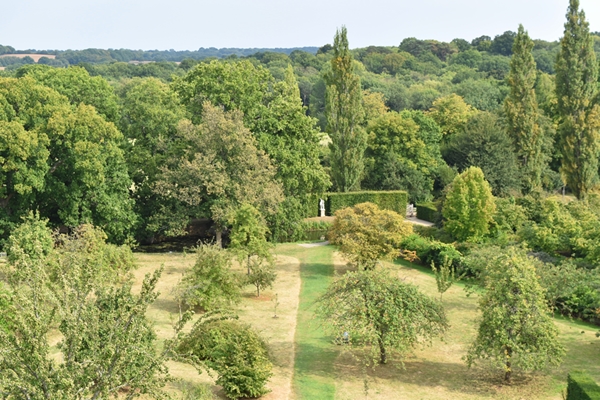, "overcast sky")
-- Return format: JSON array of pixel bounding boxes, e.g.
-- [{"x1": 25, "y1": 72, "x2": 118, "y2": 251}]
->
[{"x1": 2, "y1": 0, "x2": 600, "y2": 51}]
